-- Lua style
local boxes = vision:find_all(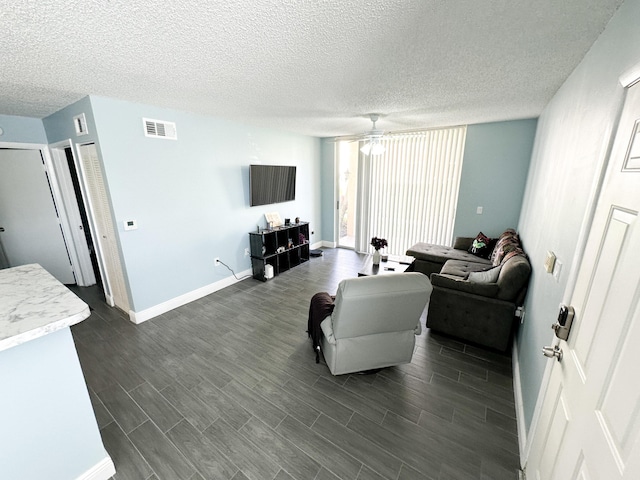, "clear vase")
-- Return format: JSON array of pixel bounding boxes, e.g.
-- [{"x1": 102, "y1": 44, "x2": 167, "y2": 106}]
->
[{"x1": 373, "y1": 249, "x2": 381, "y2": 265}]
